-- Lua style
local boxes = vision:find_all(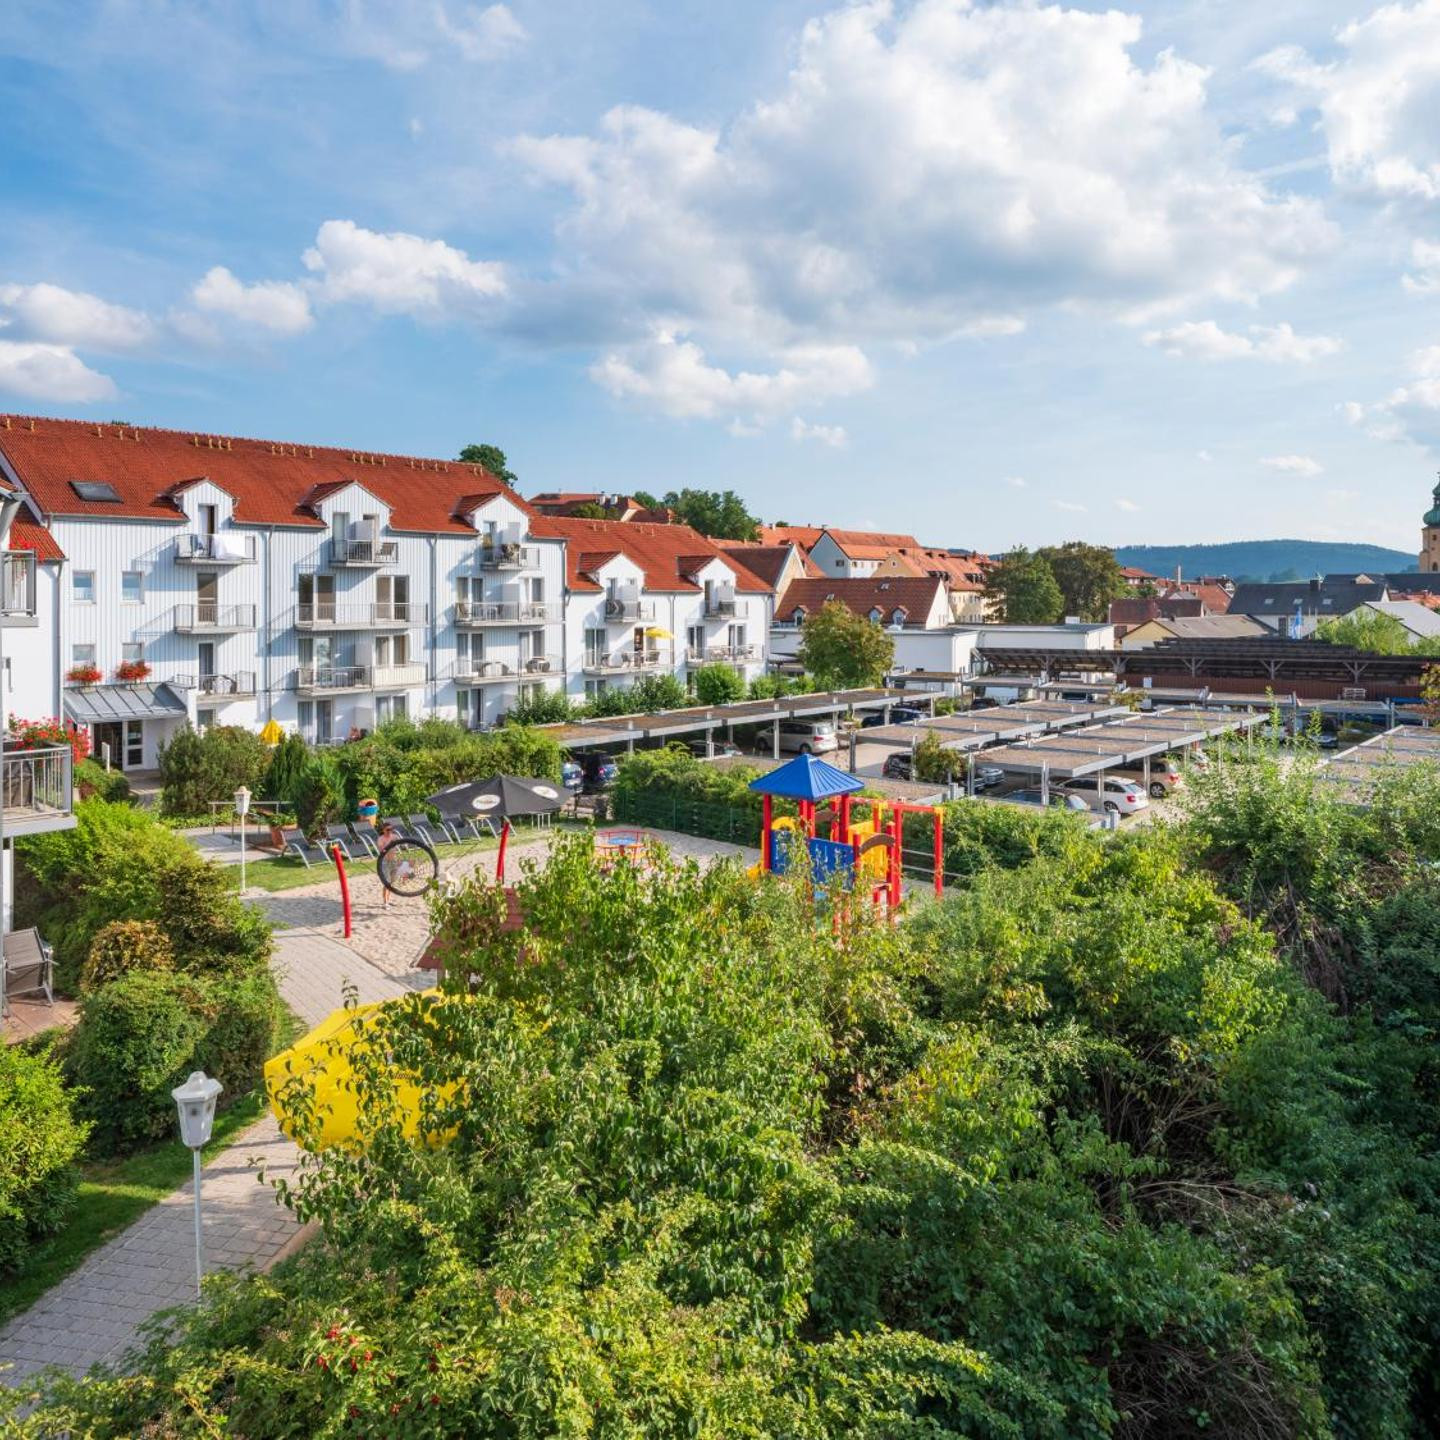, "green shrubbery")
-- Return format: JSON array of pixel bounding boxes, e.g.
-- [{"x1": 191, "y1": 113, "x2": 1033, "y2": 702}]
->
[
  {"x1": 158, "y1": 724, "x2": 270, "y2": 818},
  {"x1": 72, "y1": 757, "x2": 130, "y2": 803},
  {"x1": 0, "y1": 1044, "x2": 89, "y2": 1276},
  {"x1": 611, "y1": 744, "x2": 768, "y2": 840},
  {"x1": 693, "y1": 662, "x2": 746, "y2": 705},
  {"x1": 79, "y1": 919, "x2": 174, "y2": 991}
]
